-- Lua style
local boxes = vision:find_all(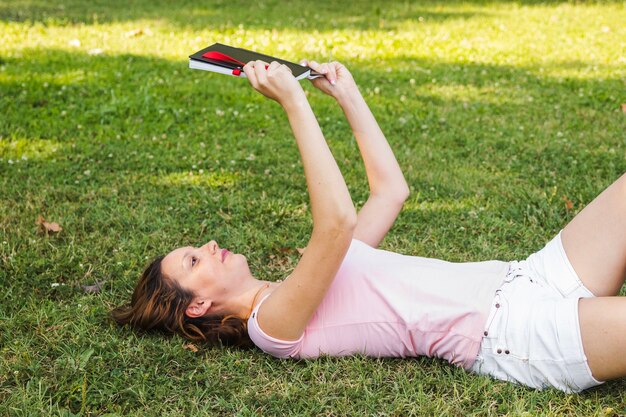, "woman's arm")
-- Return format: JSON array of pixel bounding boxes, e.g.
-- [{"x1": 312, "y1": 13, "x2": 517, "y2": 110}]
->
[
  {"x1": 338, "y1": 87, "x2": 410, "y2": 248},
  {"x1": 243, "y1": 60, "x2": 357, "y2": 340},
  {"x1": 303, "y1": 60, "x2": 410, "y2": 248},
  {"x1": 337, "y1": 87, "x2": 410, "y2": 199}
]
